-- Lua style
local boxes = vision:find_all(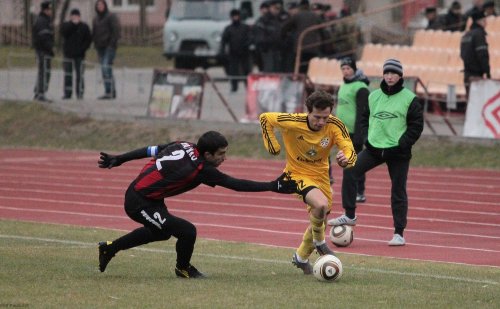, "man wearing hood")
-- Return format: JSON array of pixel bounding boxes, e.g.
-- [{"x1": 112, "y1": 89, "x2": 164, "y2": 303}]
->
[
  {"x1": 92, "y1": 0, "x2": 121, "y2": 100},
  {"x1": 32, "y1": 1, "x2": 54, "y2": 102},
  {"x1": 335, "y1": 57, "x2": 370, "y2": 203},
  {"x1": 460, "y1": 10, "x2": 490, "y2": 101},
  {"x1": 329, "y1": 59, "x2": 424, "y2": 247}
]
